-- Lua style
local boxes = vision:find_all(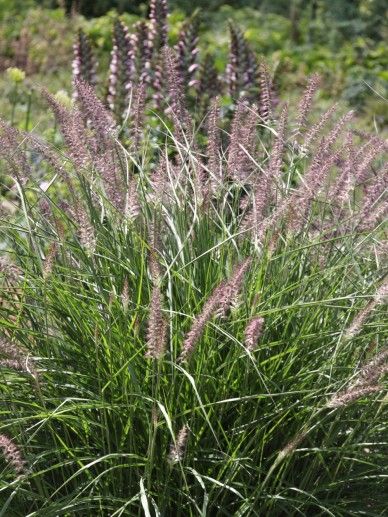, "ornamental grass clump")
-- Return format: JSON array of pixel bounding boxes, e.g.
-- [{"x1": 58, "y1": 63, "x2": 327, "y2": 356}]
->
[{"x1": 0, "y1": 5, "x2": 387, "y2": 514}]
